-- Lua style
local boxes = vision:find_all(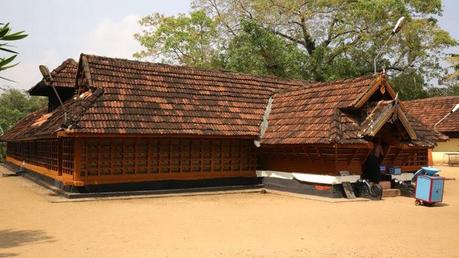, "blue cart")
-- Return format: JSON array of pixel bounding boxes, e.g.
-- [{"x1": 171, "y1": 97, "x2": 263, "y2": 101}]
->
[{"x1": 413, "y1": 167, "x2": 444, "y2": 206}]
